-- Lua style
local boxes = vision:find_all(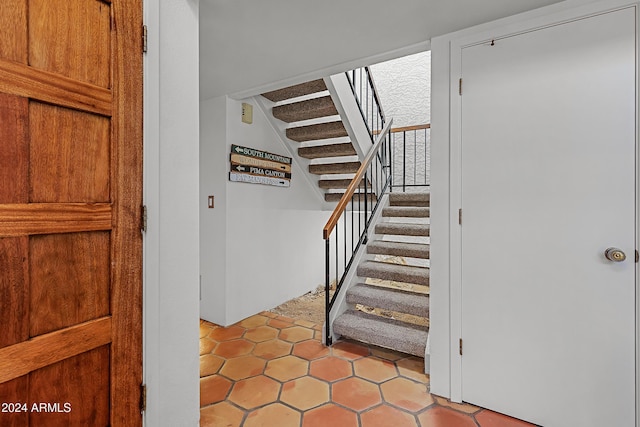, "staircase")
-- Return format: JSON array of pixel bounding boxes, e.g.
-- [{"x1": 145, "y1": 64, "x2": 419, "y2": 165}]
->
[
  {"x1": 261, "y1": 79, "x2": 363, "y2": 202},
  {"x1": 333, "y1": 192, "x2": 429, "y2": 357}
]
